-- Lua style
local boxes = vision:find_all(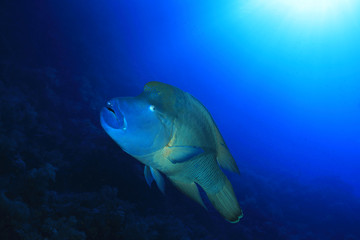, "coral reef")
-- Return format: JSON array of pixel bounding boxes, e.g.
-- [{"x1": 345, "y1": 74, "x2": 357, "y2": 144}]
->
[
  {"x1": 1, "y1": 64, "x2": 359, "y2": 240},
  {"x1": 0, "y1": 65, "x2": 217, "y2": 240},
  {"x1": 1, "y1": 1, "x2": 359, "y2": 239}
]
